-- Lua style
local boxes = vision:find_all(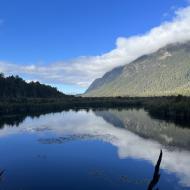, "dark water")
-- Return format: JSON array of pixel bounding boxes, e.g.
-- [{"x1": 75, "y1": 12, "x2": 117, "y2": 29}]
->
[{"x1": 0, "y1": 109, "x2": 190, "y2": 190}]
